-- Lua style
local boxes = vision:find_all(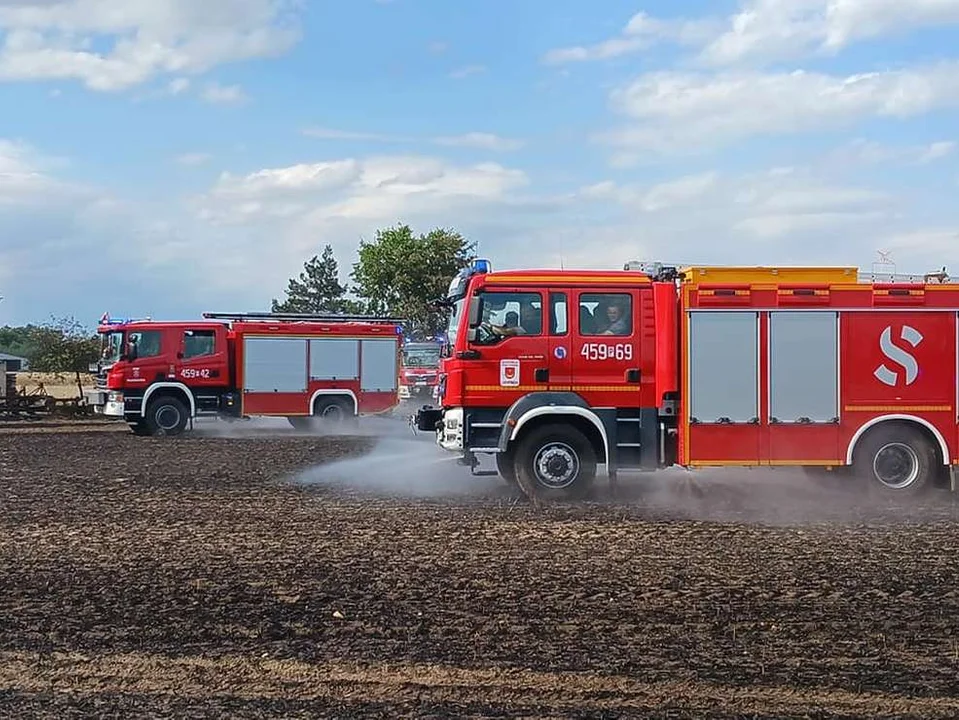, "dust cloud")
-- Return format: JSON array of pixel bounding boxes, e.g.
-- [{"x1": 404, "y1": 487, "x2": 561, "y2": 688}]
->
[
  {"x1": 192, "y1": 410, "x2": 956, "y2": 524},
  {"x1": 598, "y1": 465, "x2": 956, "y2": 526},
  {"x1": 291, "y1": 411, "x2": 504, "y2": 499}
]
